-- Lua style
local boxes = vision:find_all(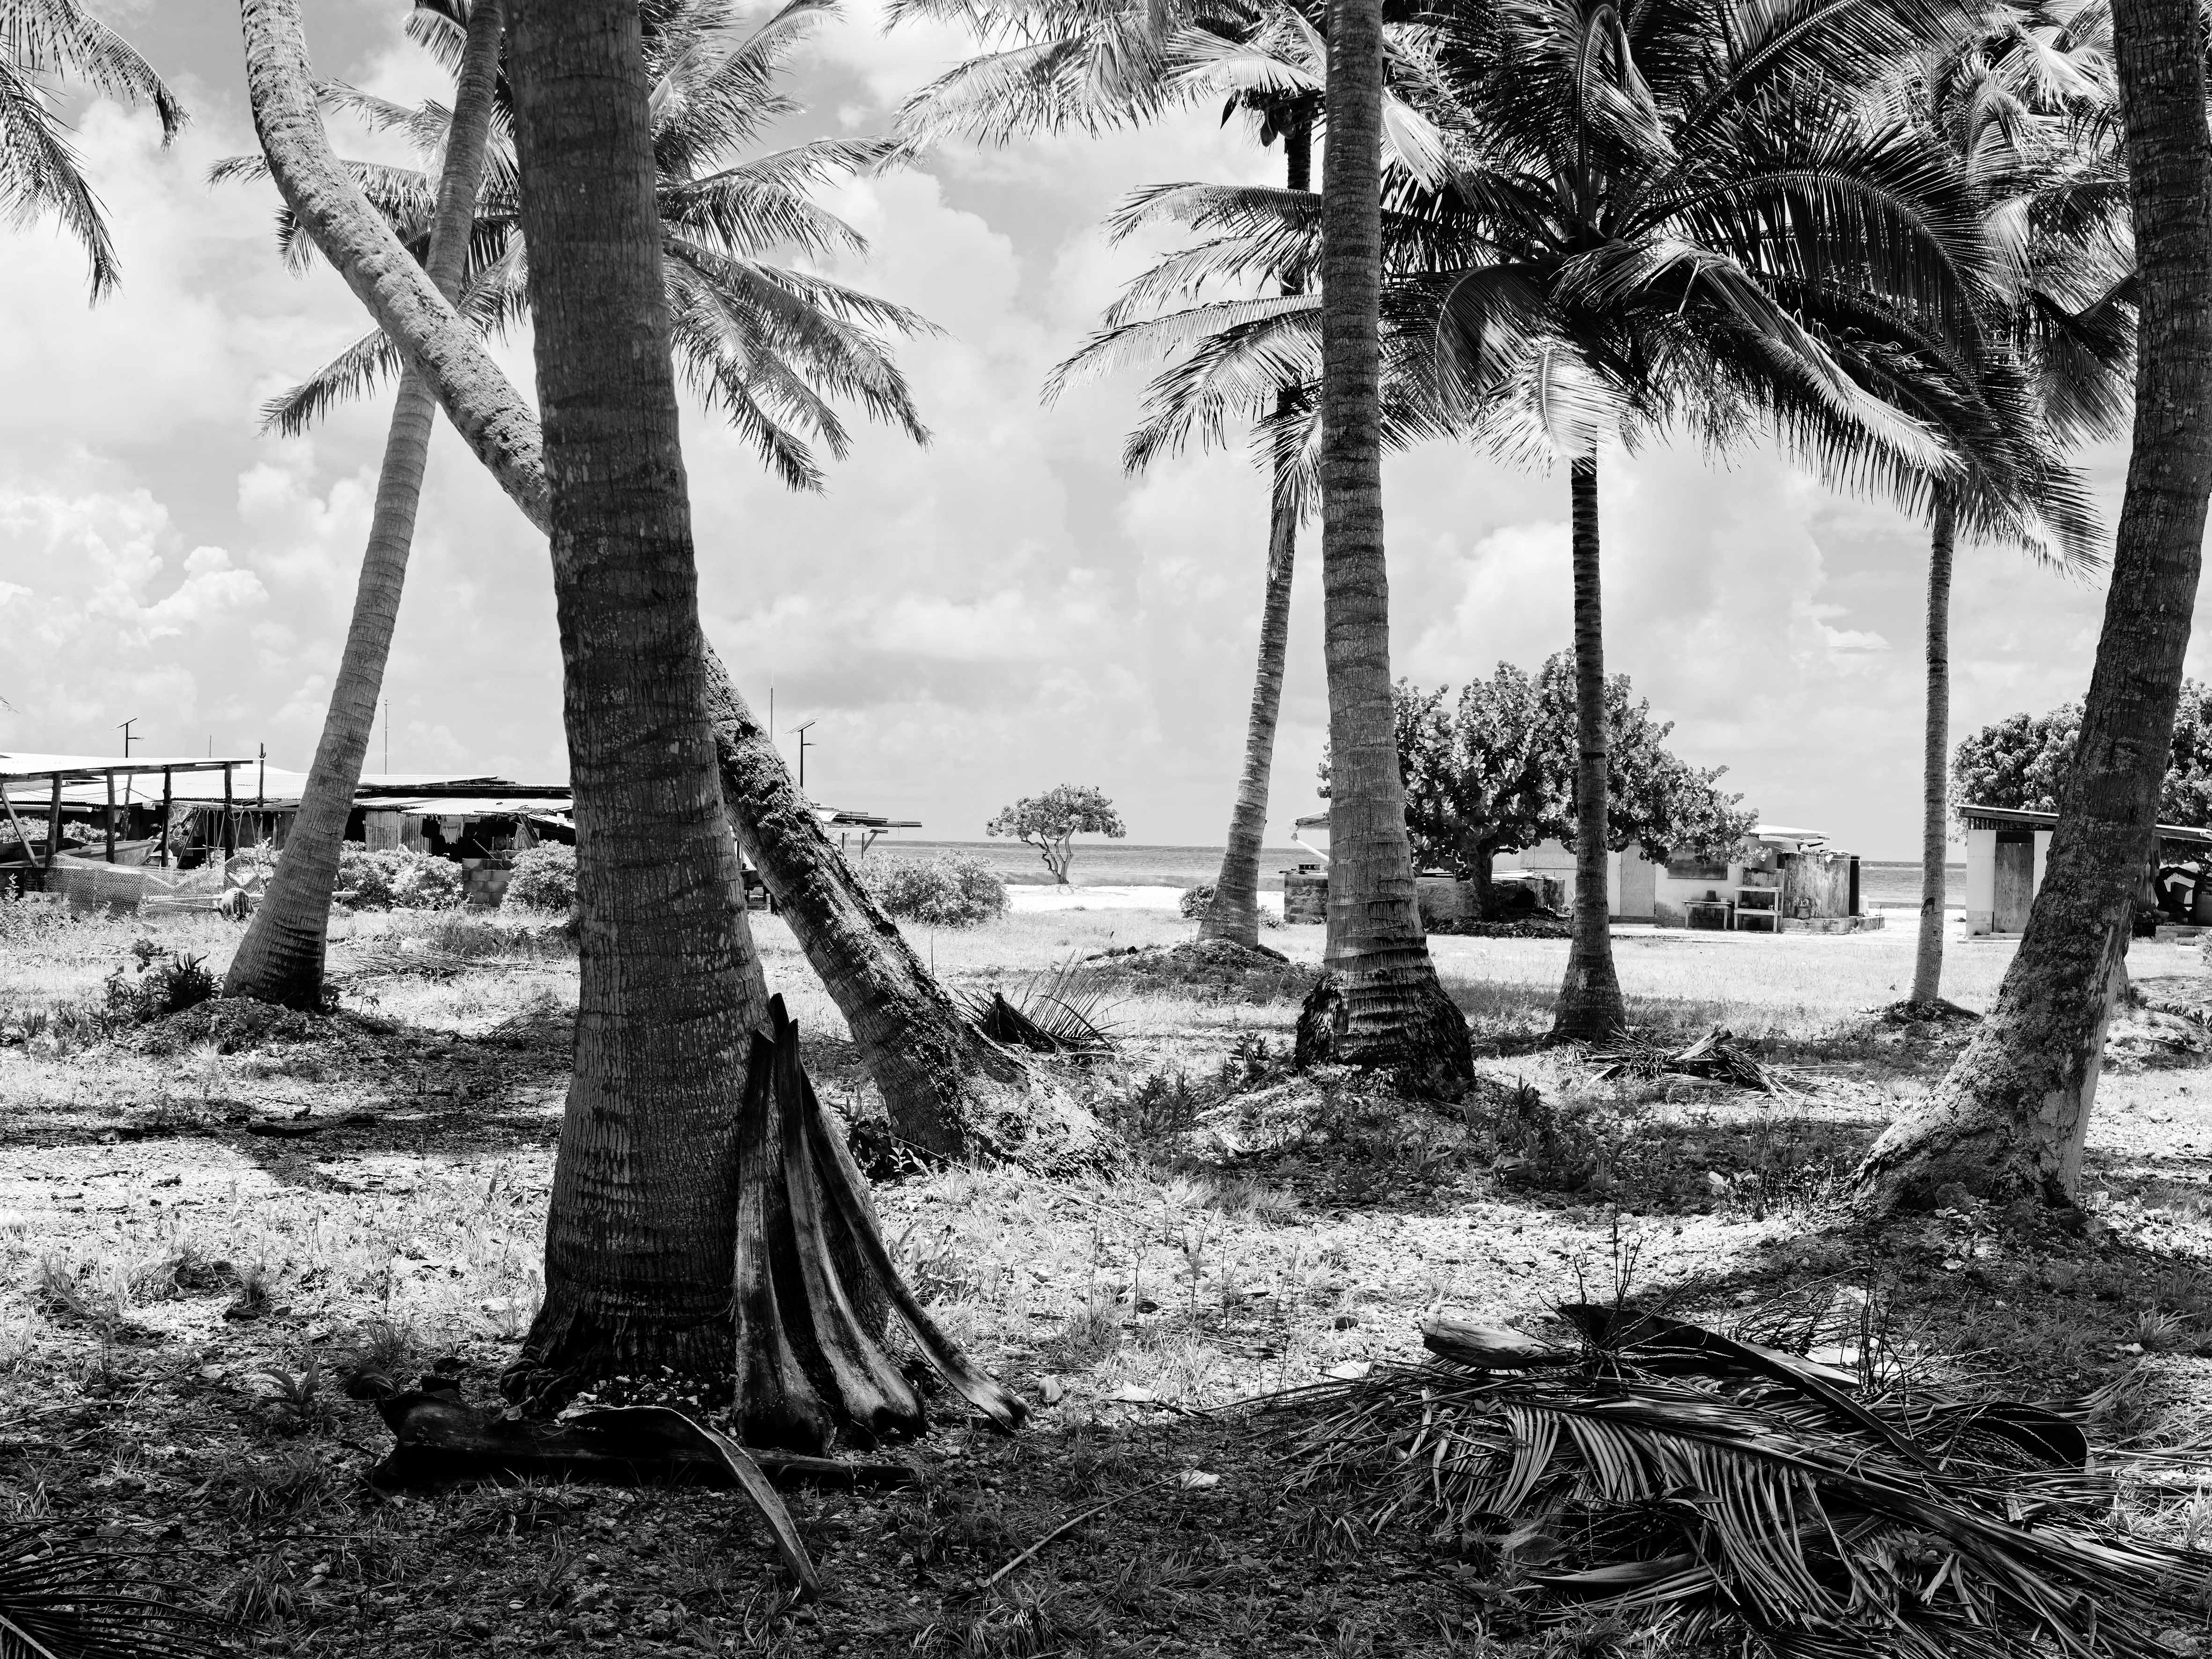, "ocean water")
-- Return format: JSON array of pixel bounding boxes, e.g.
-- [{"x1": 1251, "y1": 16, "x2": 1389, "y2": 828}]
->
[{"x1": 862, "y1": 839, "x2": 1964, "y2": 905}]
